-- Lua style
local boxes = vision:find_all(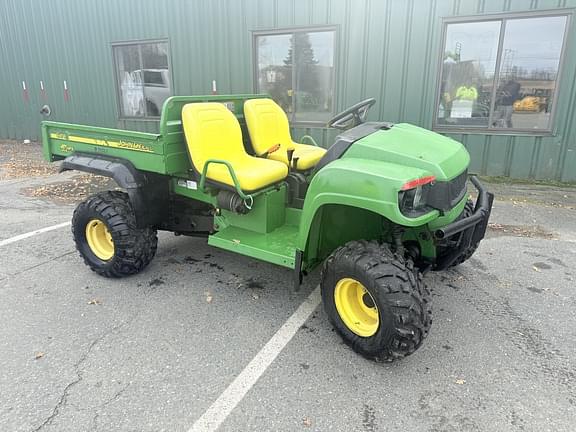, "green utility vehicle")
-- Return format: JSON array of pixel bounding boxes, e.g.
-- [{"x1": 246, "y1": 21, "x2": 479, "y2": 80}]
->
[{"x1": 42, "y1": 94, "x2": 493, "y2": 361}]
